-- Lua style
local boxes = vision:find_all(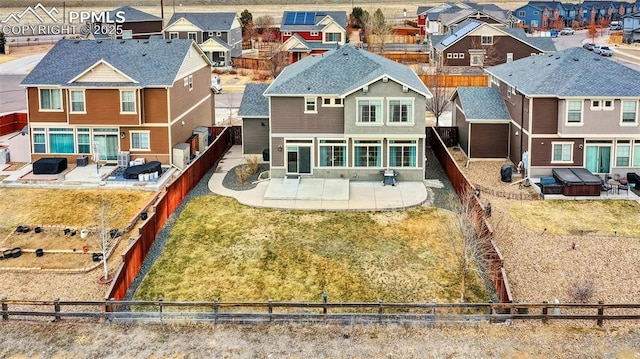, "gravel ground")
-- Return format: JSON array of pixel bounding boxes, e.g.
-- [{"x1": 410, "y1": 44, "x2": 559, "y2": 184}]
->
[
  {"x1": 424, "y1": 147, "x2": 456, "y2": 211},
  {"x1": 221, "y1": 163, "x2": 270, "y2": 191}
]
